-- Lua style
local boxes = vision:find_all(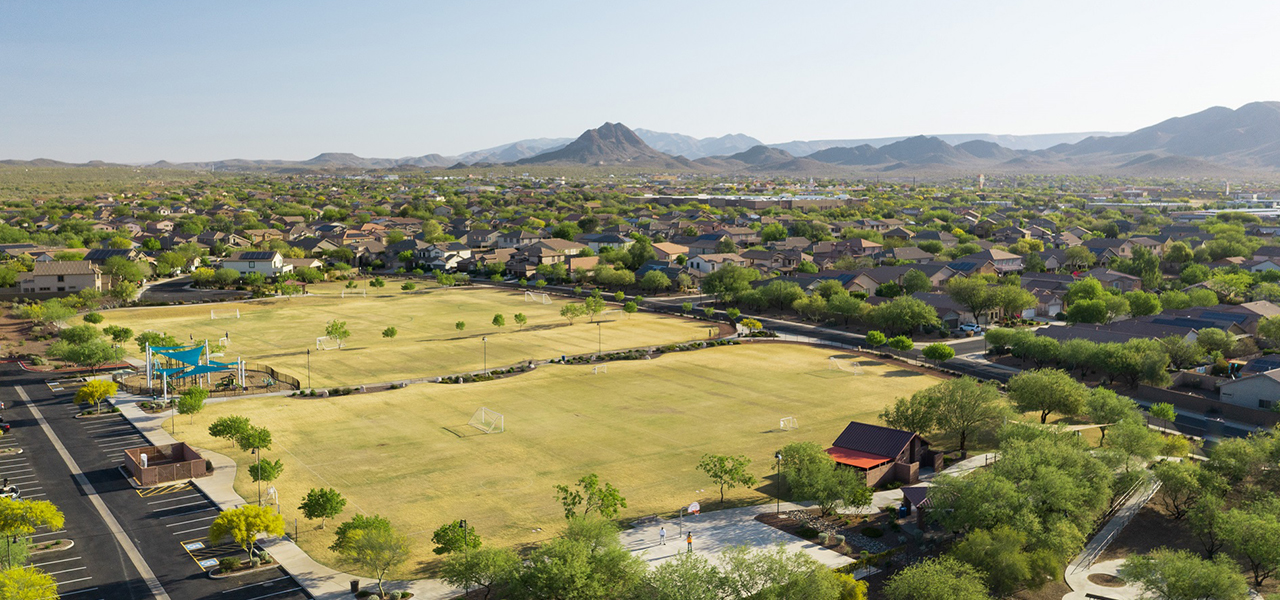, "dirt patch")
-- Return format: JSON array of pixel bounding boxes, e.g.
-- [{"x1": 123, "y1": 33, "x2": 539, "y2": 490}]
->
[
  {"x1": 1098, "y1": 502, "x2": 1200, "y2": 562},
  {"x1": 1088, "y1": 573, "x2": 1125, "y2": 587}
]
